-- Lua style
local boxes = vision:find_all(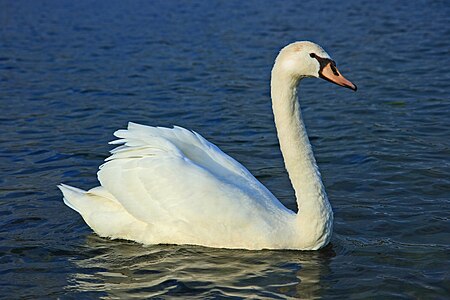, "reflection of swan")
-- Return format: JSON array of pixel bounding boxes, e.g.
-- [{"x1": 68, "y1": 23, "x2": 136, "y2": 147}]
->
[
  {"x1": 69, "y1": 235, "x2": 334, "y2": 298},
  {"x1": 59, "y1": 41, "x2": 356, "y2": 250}
]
